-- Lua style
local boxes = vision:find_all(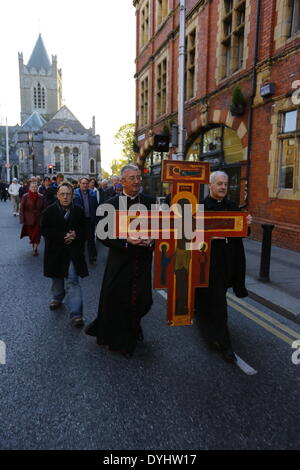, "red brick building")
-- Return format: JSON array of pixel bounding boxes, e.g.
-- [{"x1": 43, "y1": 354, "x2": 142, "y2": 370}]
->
[{"x1": 133, "y1": 0, "x2": 300, "y2": 251}]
